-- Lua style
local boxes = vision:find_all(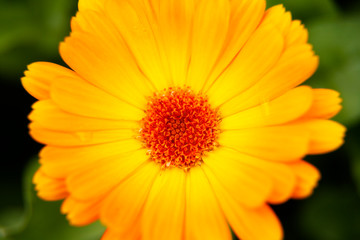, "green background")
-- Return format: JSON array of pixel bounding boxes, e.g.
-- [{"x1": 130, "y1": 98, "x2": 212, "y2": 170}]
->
[{"x1": 0, "y1": 0, "x2": 360, "y2": 239}]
